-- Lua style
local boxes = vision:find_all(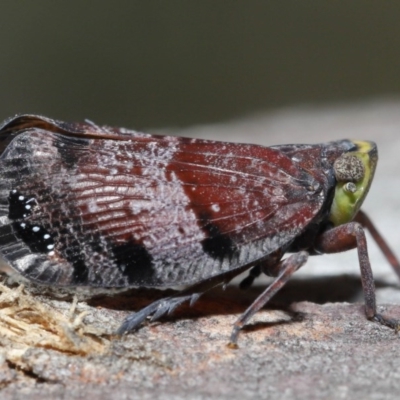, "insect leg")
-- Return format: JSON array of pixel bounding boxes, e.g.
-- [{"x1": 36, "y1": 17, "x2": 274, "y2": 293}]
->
[
  {"x1": 116, "y1": 294, "x2": 201, "y2": 335},
  {"x1": 239, "y1": 249, "x2": 284, "y2": 290},
  {"x1": 315, "y1": 222, "x2": 400, "y2": 330},
  {"x1": 355, "y1": 210, "x2": 400, "y2": 279},
  {"x1": 239, "y1": 265, "x2": 261, "y2": 290},
  {"x1": 117, "y1": 262, "x2": 252, "y2": 335},
  {"x1": 229, "y1": 251, "x2": 308, "y2": 347}
]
